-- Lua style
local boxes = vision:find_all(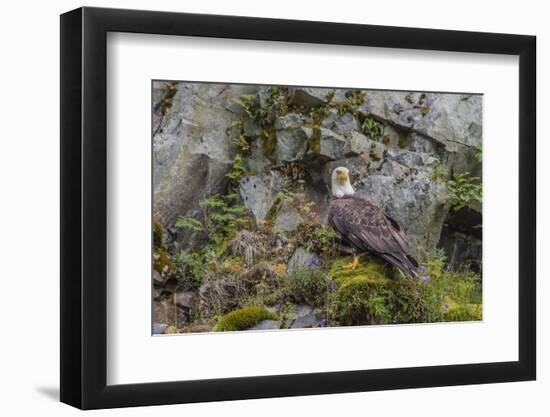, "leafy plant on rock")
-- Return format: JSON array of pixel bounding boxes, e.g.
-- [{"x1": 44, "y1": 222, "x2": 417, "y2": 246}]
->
[
  {"x1": 175, "y1": 194, "x2": 252, "y2": 288},
  {"x1": 446, "y1": 172, "x2": 482, "y2": 211},
  {"x1": 362, "y1": 116, "x2": 384, "y2": 141}
]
